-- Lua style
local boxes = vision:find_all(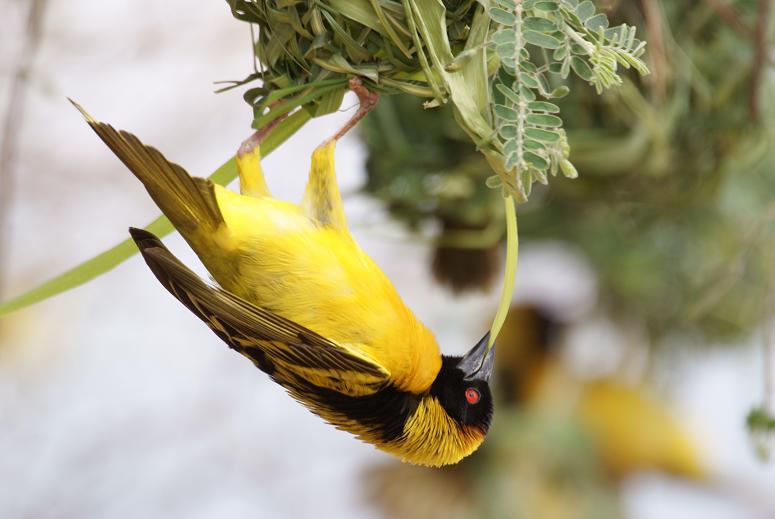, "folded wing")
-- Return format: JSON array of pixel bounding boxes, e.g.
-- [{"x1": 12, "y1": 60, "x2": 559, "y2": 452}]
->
[{"x1": 129, "y1": 227, "x2": 390, "y2": 397}]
